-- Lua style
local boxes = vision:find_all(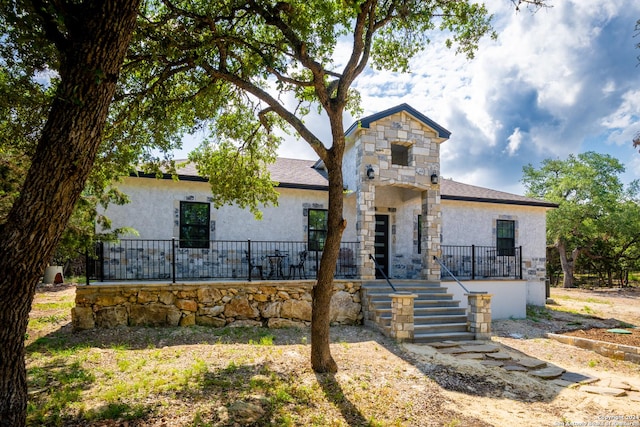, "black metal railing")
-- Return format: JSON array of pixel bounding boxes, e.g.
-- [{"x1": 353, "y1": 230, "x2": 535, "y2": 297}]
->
[
  {"x1": 433, "y1": 255, "x2": 470, "y2": 293},
  {"x1": 368, "y1": 254, "x2": 397, "y2": 292},
  {"x1": 87, "y1": 239, "x2": 359, "y2": 282},
  {"x1": 439, "y1": 245, "x2": 522, "y2": 280}
]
